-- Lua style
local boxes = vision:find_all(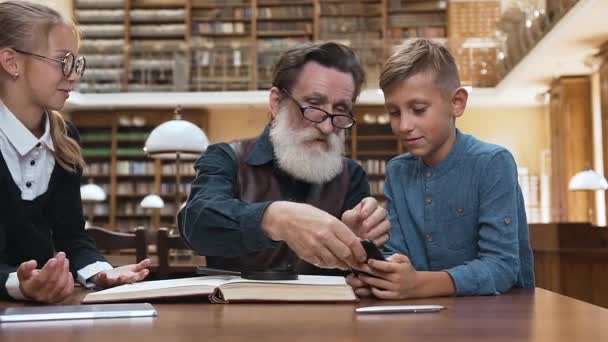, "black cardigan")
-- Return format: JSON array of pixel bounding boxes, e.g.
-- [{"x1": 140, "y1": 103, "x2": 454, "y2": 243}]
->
[{"x1": 0, "y1": 123, "x2": 106, "y2": 299}]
